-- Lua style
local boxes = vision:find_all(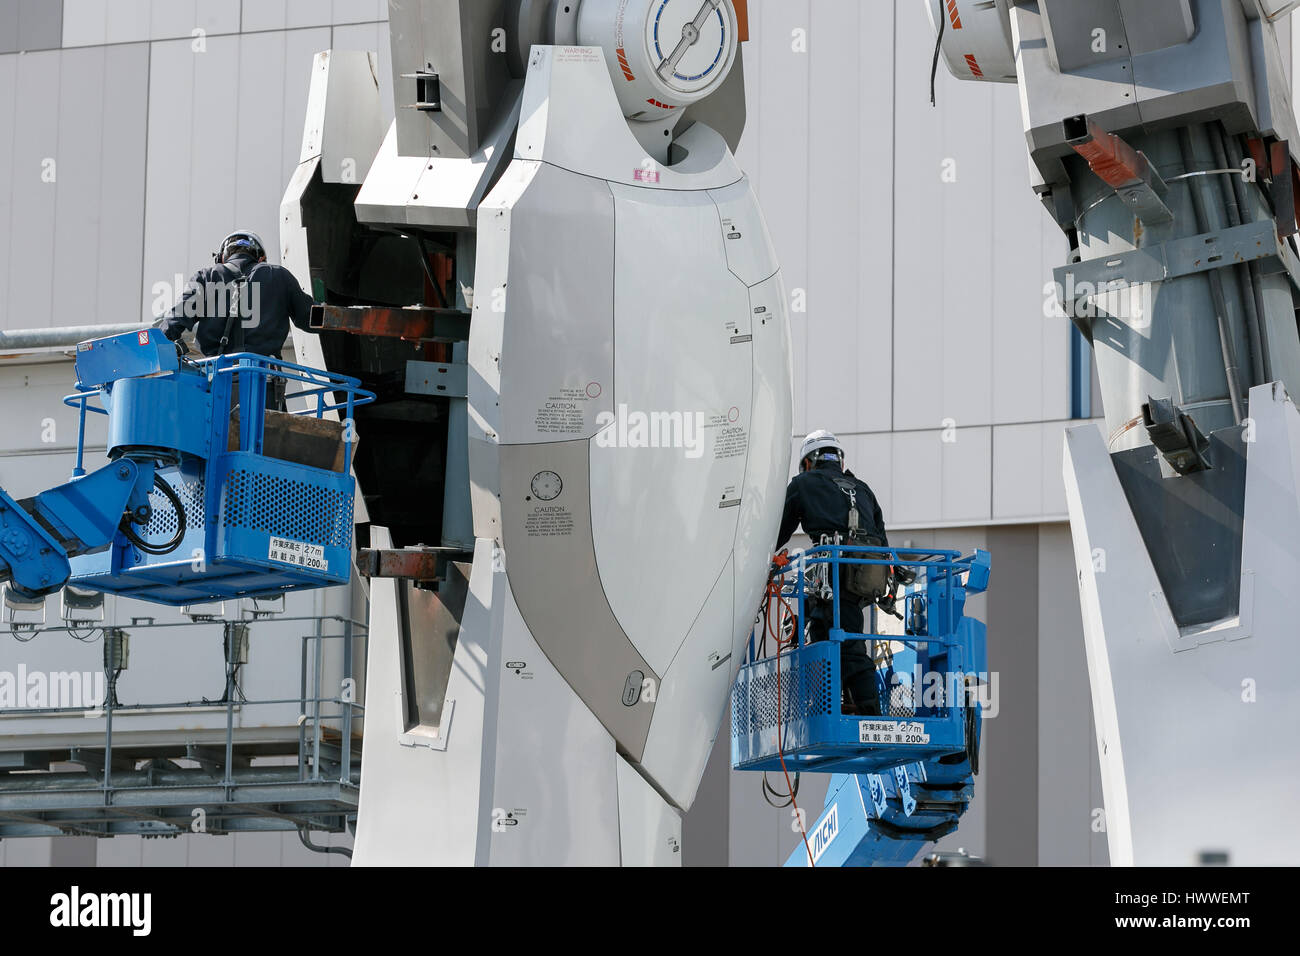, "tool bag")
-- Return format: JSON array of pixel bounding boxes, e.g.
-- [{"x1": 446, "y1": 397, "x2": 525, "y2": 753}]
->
[{"x1": 833, "y1": 477, "x2": 890, "y2": 603}]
